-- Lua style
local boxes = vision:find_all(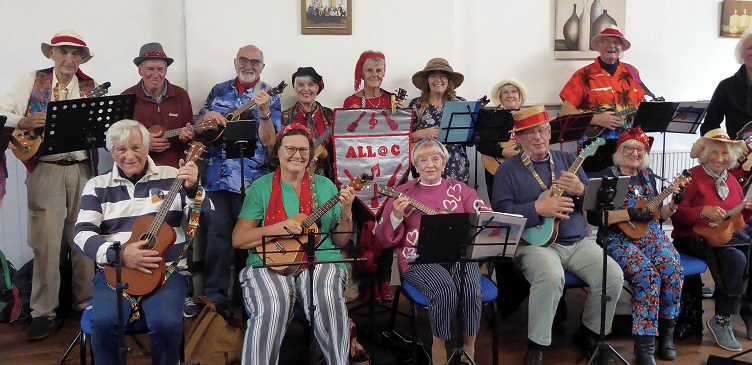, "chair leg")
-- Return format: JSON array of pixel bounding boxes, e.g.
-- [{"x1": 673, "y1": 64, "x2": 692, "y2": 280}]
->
[
  {"x1": 60, "y1": 331, "x2": 81, "y2": 363},
  {"x1": 81, "y1": 332, "x2": 89, "y2": 365},
  {"x1": 388, "y1": 289, "x2": 402, "y2": 332},
  {"x1": 130, "y1": 334, "x2": 149, "y2": 355},
  {"x1": 492, "y1": 301, "x2": 499, "y2": 365},
  {"x1": 411, "y1": 303, "x2": 419, "y2": 365}
]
